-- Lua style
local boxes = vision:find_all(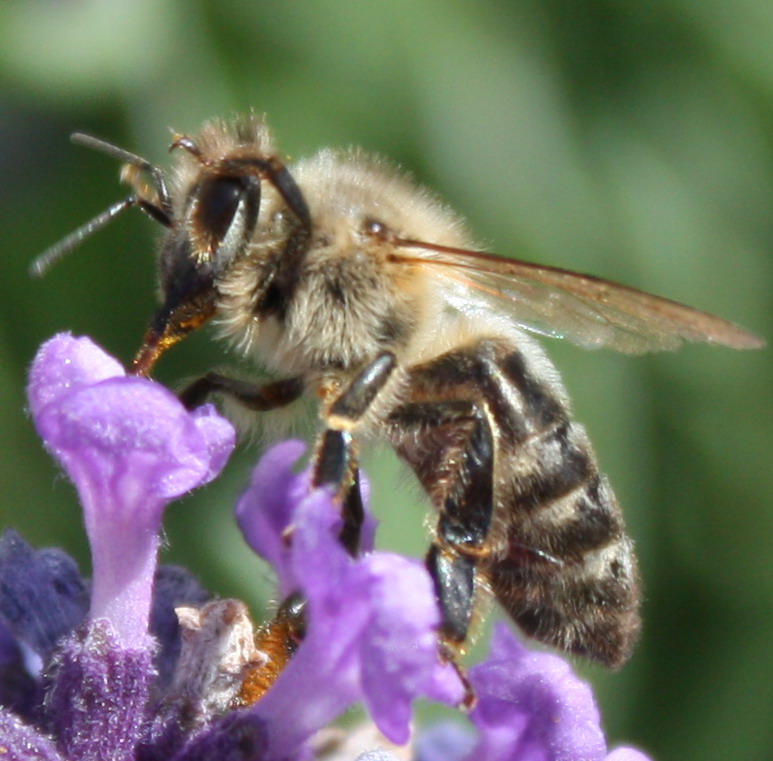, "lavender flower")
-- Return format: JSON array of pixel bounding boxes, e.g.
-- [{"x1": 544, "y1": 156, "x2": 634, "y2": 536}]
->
[
  {"x1": 3, "y1": 333, "x2": 235, "y2": 761},
  {"x1": 465, "y1": 623, "x2": 617, "y2": 761},
  {"x1": 27, "y1": 334, "x2": 234, "y2": 649},
  {"x1": 235, "y1": 441, "x2": 464, "y2": 753},
  {"x1": 235, "y1": 444, "x2": 651, "y2": 761},
  {"x1": 0, "y1": 333, "x2": 652, "y2": 761}
]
